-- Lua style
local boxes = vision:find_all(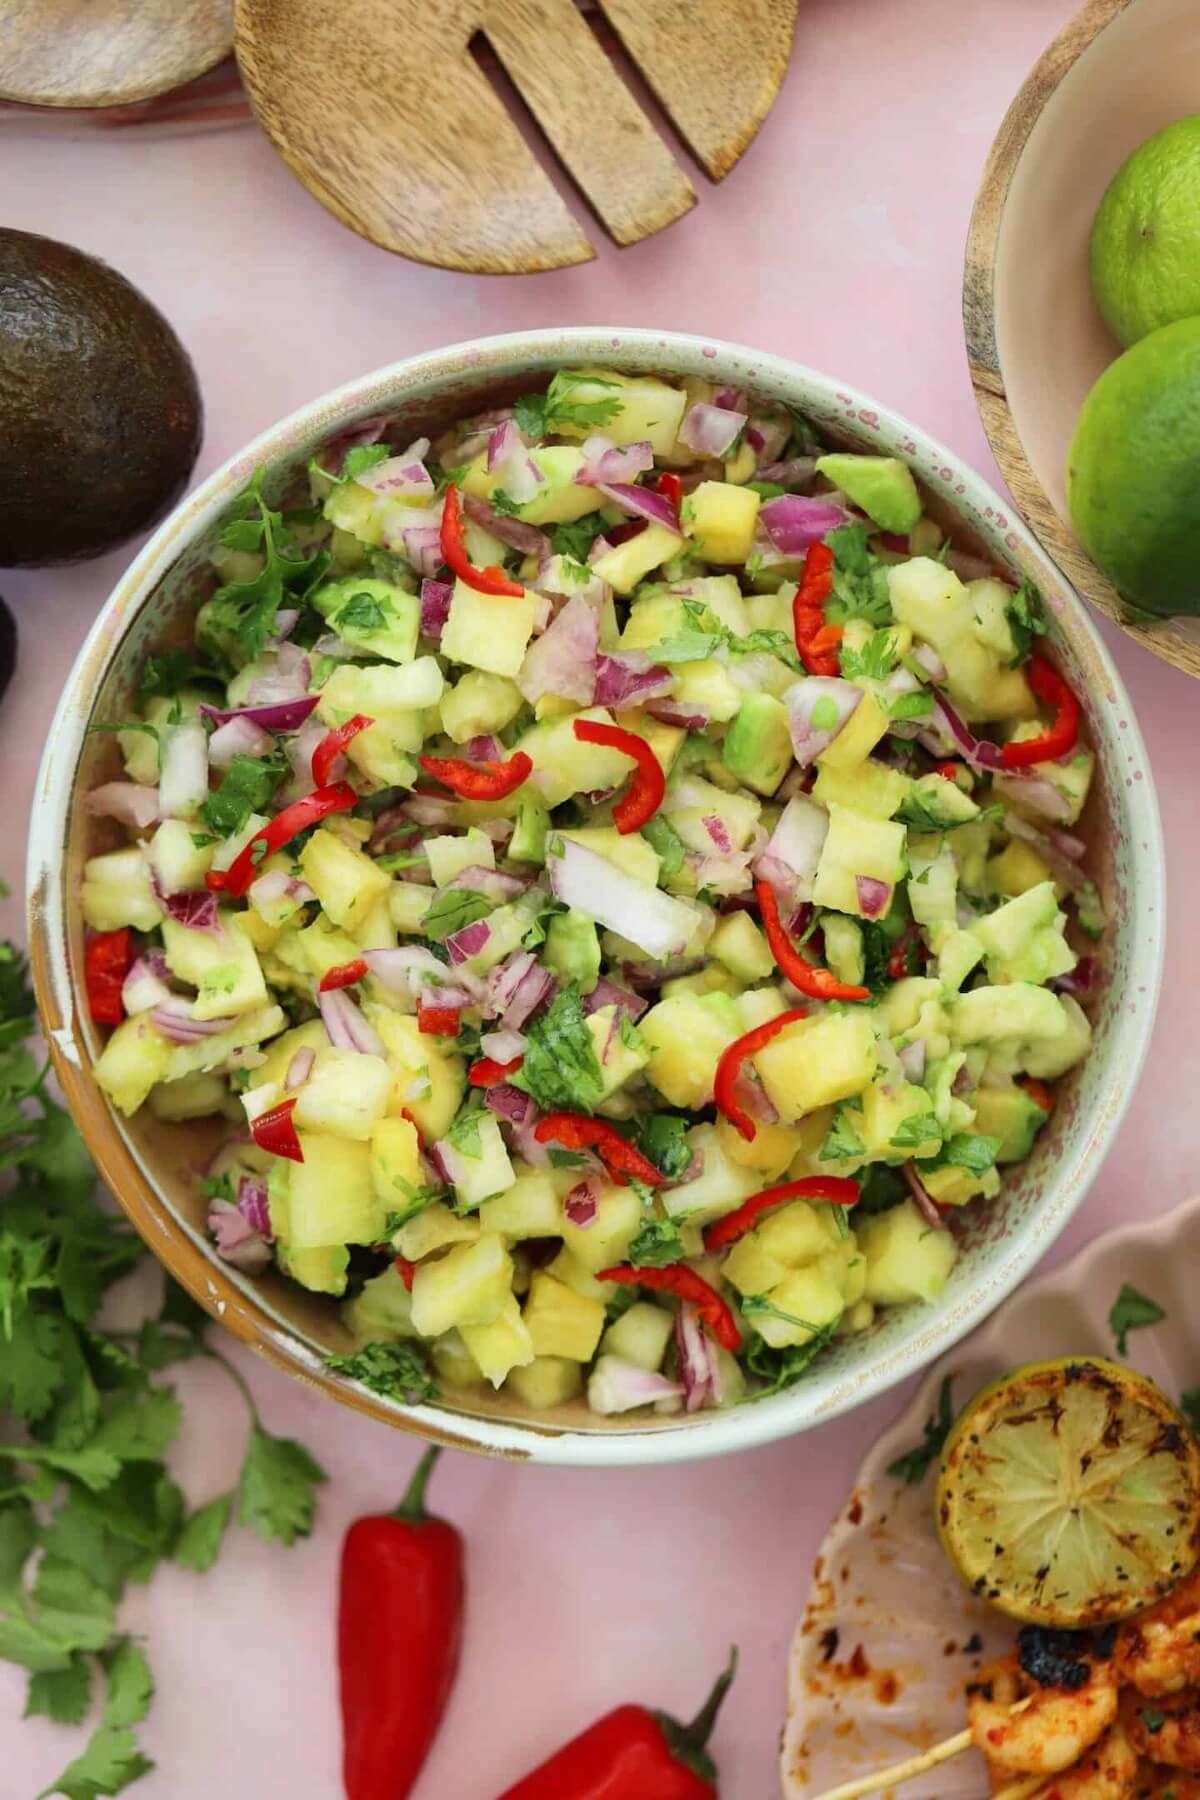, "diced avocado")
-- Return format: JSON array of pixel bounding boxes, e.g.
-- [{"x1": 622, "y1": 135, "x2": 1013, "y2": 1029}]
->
[
  {"x1": 905, "y1": 771, "x2": 980, "y2": 828},
  {"x1": 950, "y1": 983, "x2": 1070, "y2": 1045},
  {"x1": 723, "y1": 693, "x2": 793, "y2": 796},
  {"x1": 973, "y1": 882, "x2": 1075, "y2": 985},
  {"x1": 312, "y1": 575, "x2": 418, "y2": 664},
  {"x1": 545, "y1": 909, "x2": 601, "y2": 993},
  {"x1": 1022, "y1": 995, "x2": 1092, "y2": 1079},
  {"x1": 509, "y1": 793, "x2": 549, "y2": 864},
  {"x1": 934, "y1": 926, "x2": 984, "y2": 994},
  {"x1": 859, "y1": 1197, "x2": 958, "y2": 1305},
  {"x1": 685, "y1": 481, "x2": 761, "y2": 564},
  {"x1": 813, "y1": 803, "x2": 906, "y2": 917},
  {"x1": 441, "y1": 577, "x2": 538, "y2": 677},
  {"x1": 823, "y1": 914, "x2": 865, "y2": 987},
  {"x1": 814, "y1": 454, "x2": 921, "y2": 533},
  {"x1": 813, "y1": 759, "x2": 911, "y2": 820},
  {"x1": 971, "y1": 1085, "x2": 1049, "y2": 1163},
  {"x1": 591, "y1": 522, "x2": 684, "y2": 594}
]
